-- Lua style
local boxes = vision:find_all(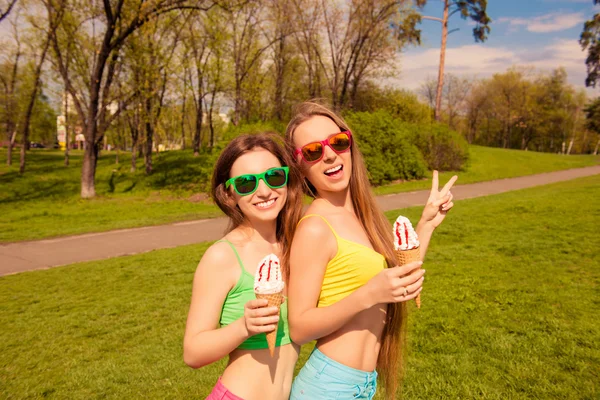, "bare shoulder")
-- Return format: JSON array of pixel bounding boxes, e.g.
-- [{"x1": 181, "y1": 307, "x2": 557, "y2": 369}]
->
[
  {"x1": 196, "y1": 240, "x2": 238, "y2": 274},
  {"x1": 295, "y1": 214, "x2": 335, "y2": 244}
]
